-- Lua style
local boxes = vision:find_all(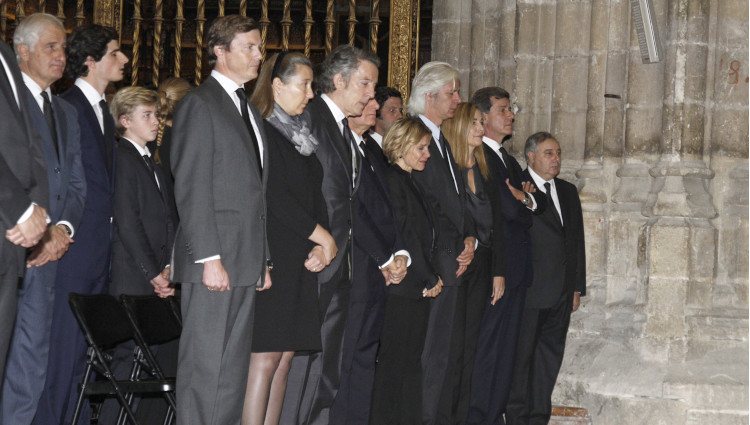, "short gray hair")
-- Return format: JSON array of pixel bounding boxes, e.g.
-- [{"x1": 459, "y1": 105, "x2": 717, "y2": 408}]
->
[
  {"x1": 407, "y1": 61, "x2": 459, "y2": 115},
  {"x1": 13, "y1": 13, "x2": 64, "y2": 55},
  {"x1": 524, "y1": 131, "x2": 556, "y2": 160},
  {"x1": 315, "y1": 45, "x2": 380, "y2": 95}
]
